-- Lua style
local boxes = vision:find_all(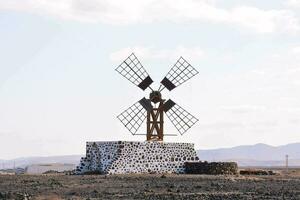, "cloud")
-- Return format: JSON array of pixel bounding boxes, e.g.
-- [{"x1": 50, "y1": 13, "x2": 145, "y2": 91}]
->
[
  {"x1": 109, "y1": 46, "x2": 205, "y2": 62},
  {"x1": 227, "y1": 6, "x2": 299, "y2": 34},
  {"x1": 199, "y1": 122, "x2": 245, "y2": 130},
  {"x1": 188, "y1": 44, "x2": 300, "y2": 146},
  {"x1": 0, "y1": 0, "x2": 299, "y2": 34},
  {"x1": 291, "y1": 46, "x2": 300, "y2": 54},
  {"x1": 220, "y1": 105, "x2": 267, "y2": 114},
  {"x1": 199, "y1": 120, "x2": 278, "y2": 131},
  {"x1": 286, "y1": 0, "x2": 300, "y2": 8}
]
